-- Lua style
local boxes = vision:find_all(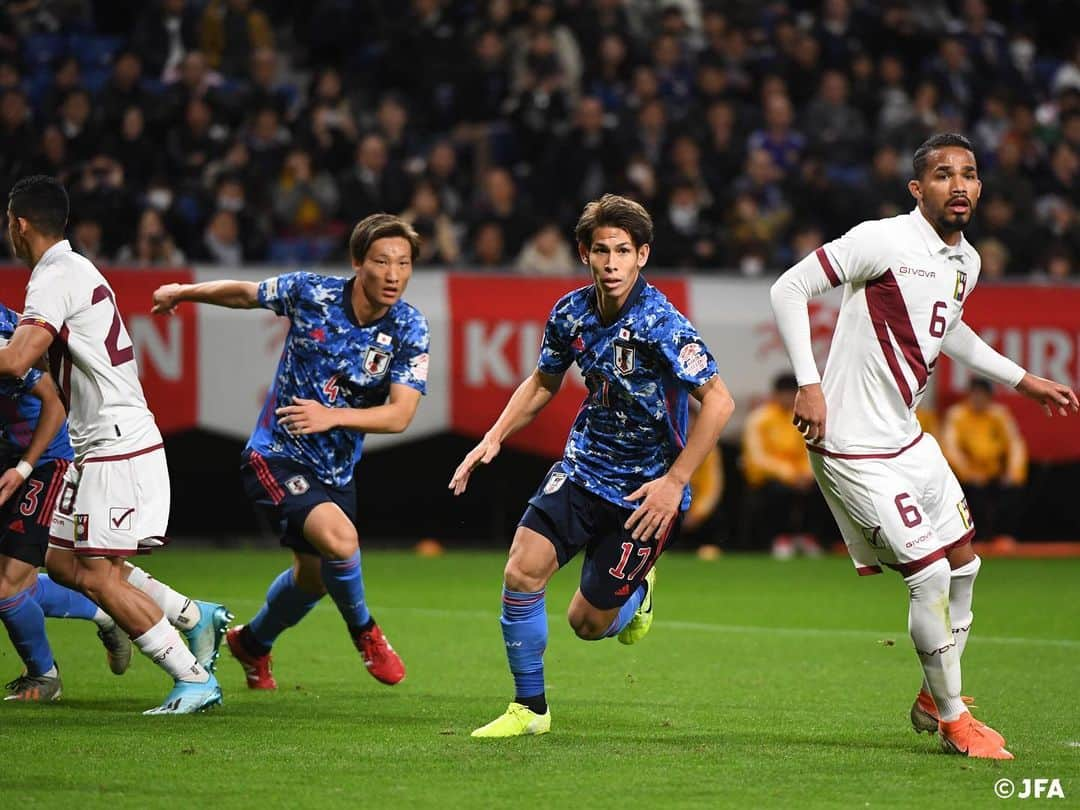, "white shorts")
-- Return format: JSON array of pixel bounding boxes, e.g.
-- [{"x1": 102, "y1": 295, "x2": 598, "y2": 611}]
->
[
  {"x1": 808, "y1": 433, "x2": 975, "y2": 578},
  {"x1": 49, "y1": 445, "x2": 171, "y2": 557}
]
